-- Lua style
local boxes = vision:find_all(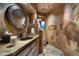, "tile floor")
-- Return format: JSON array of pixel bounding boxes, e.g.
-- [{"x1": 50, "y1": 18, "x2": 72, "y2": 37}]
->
[{"x1": 39, "y1": 44, "x2": 64, "y2": 56}]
